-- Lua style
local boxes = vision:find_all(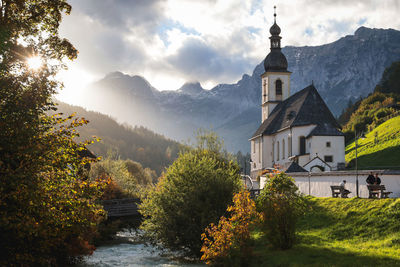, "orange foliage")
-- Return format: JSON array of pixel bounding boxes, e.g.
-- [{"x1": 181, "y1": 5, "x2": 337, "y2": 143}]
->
[{"x1": 200, "y1": 190, "x2": 261, "y2": 265}]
